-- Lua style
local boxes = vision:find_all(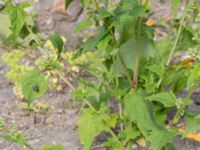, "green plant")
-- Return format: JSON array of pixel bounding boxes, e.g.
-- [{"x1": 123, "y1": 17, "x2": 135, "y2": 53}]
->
[
  {"x1": 69, "y1": 0, "x2": 200, "y2": 149},
  {"x1": 1, "y1": 0, "x2": 200, "y2": 150},
  {"x1": 0, "y1": 117, "x2": 33, "y2": 150}
]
